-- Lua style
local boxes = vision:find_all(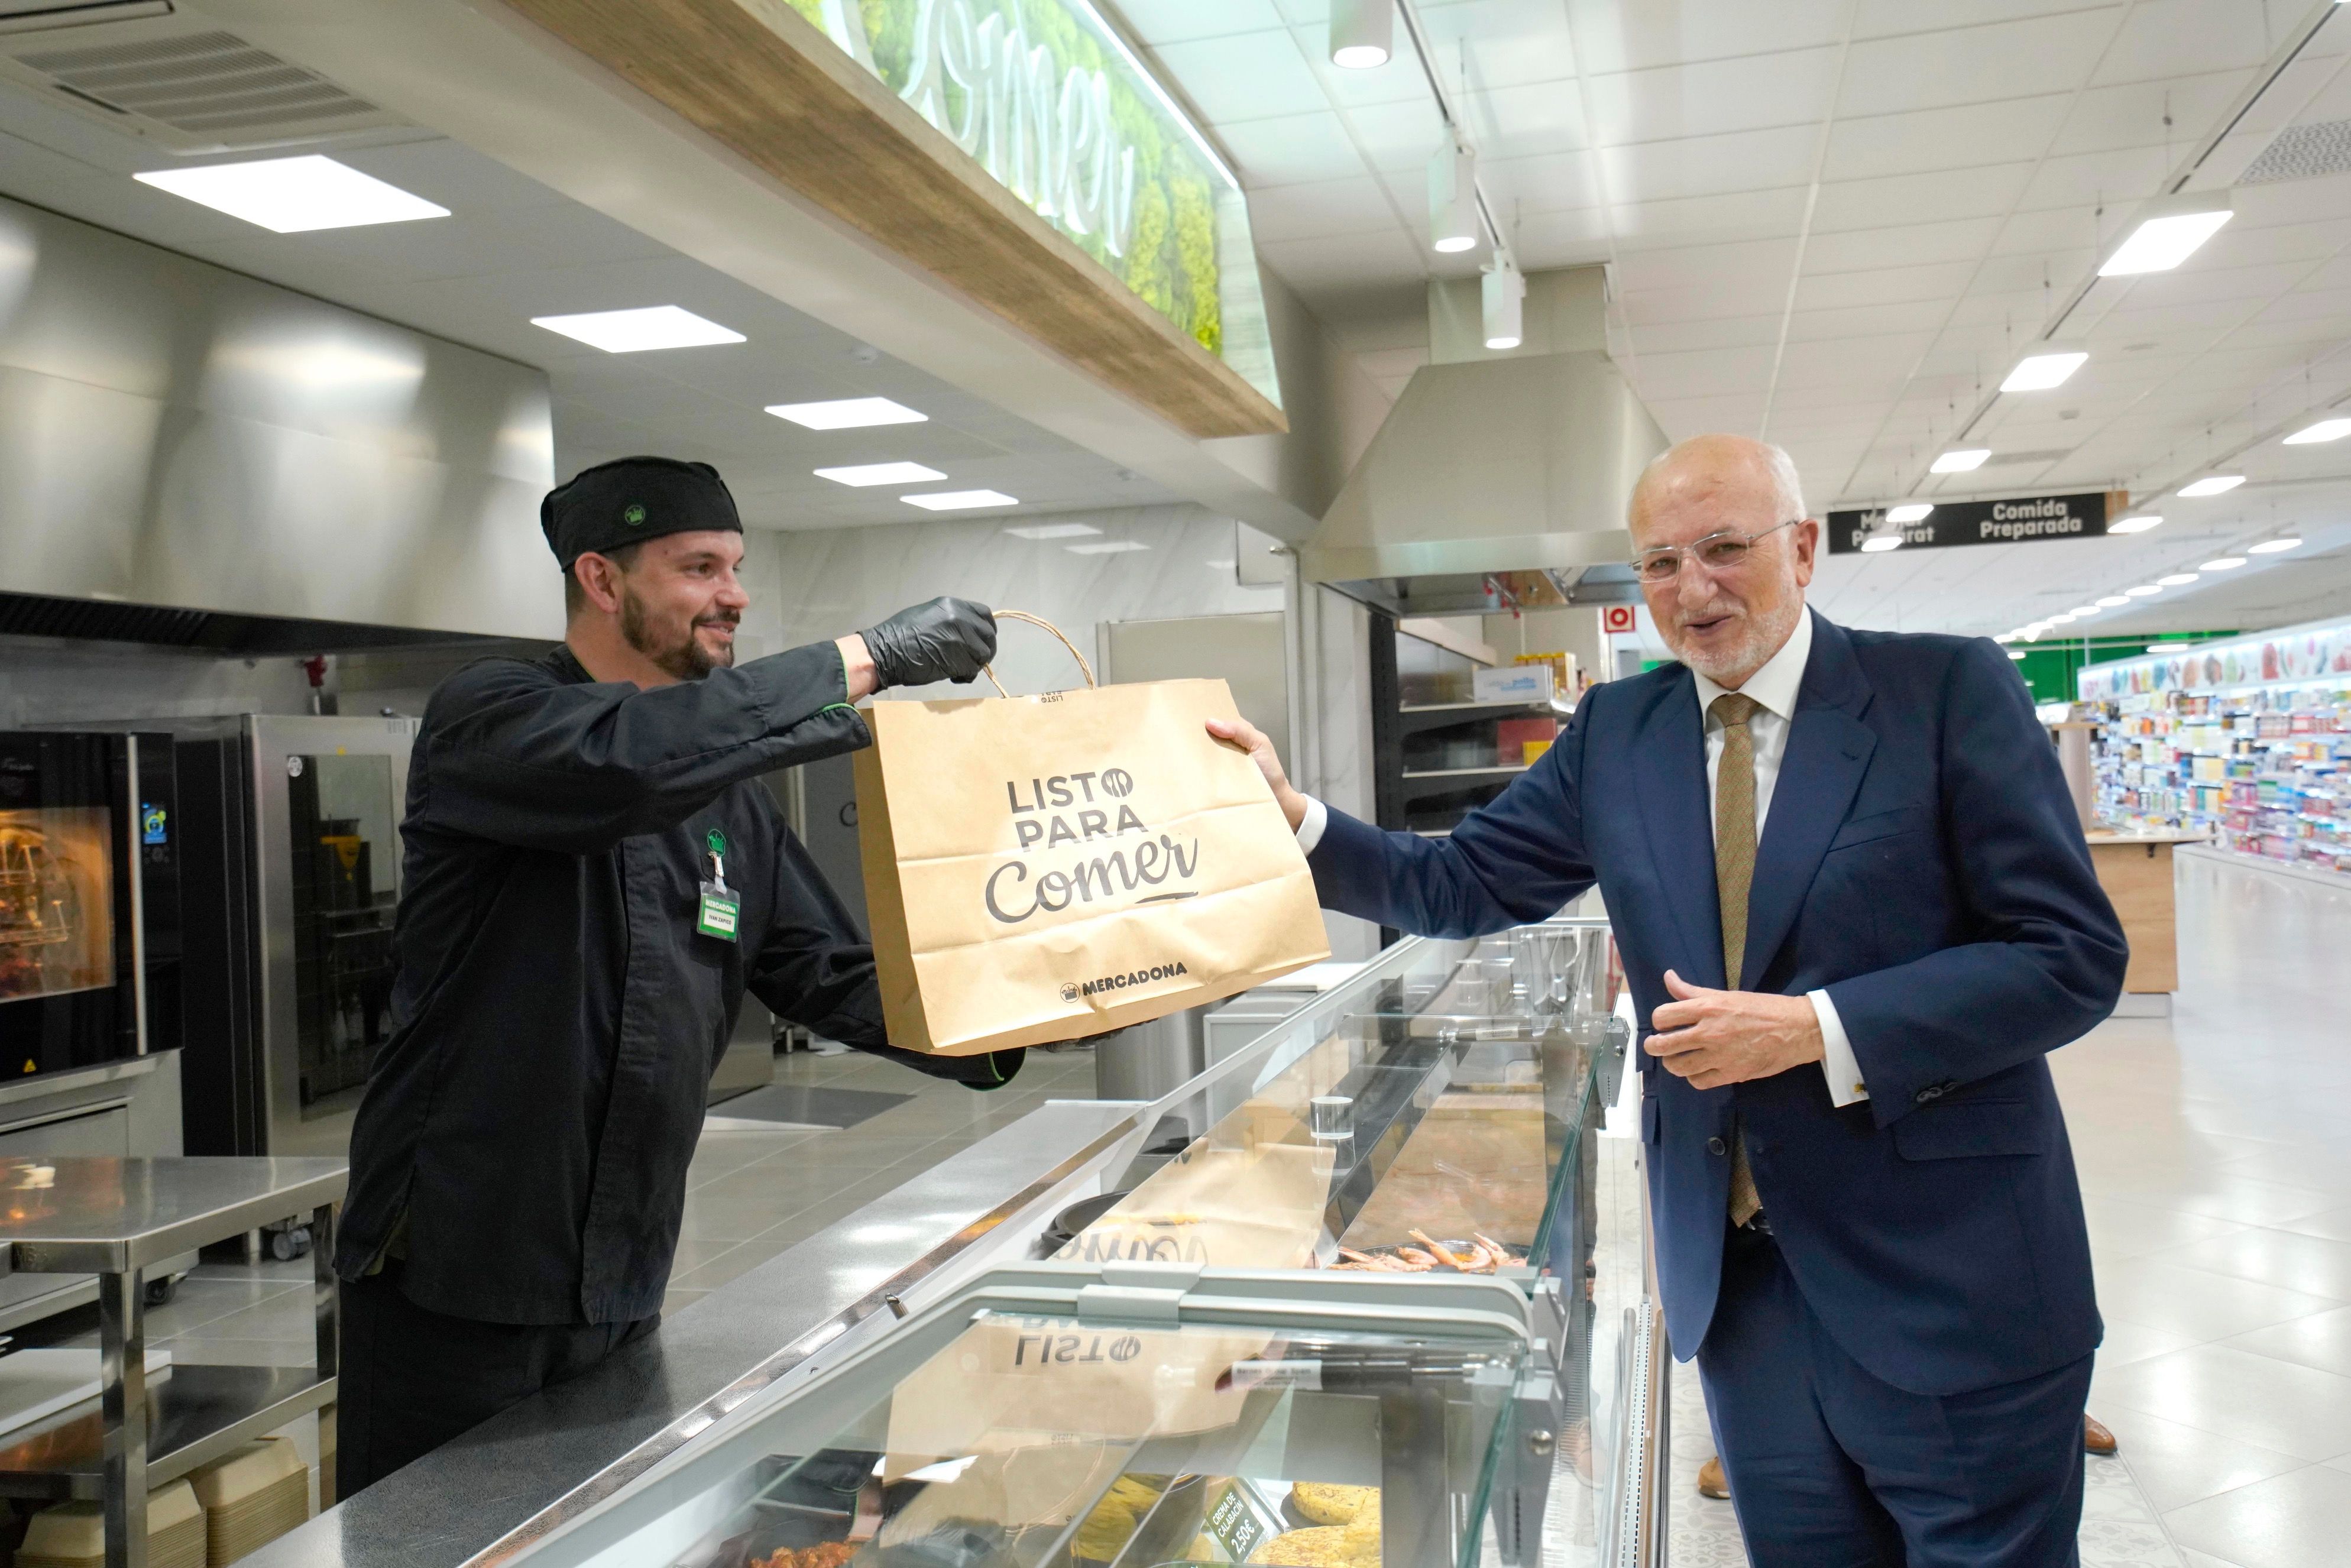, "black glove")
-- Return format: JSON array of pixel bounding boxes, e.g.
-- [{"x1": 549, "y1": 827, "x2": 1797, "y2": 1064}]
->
[{"x1": 860, "y1": 597, "x2": 996, "y2": 689}]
